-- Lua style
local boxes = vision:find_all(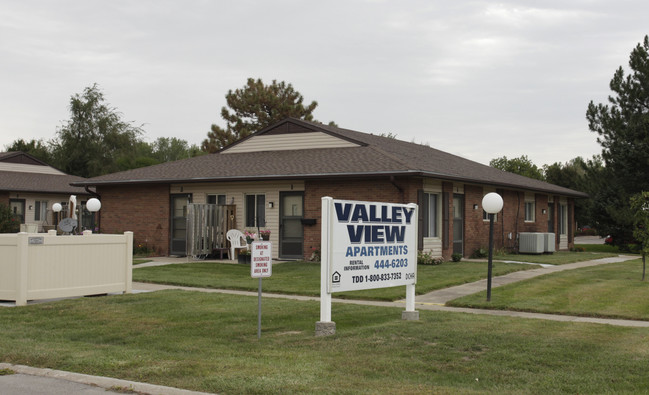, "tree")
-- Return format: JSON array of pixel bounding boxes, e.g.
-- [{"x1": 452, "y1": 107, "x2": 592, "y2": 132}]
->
[
  {"x1": 489, "y1": 155, "x2": 544, "y2": 181},
  {"x1": 543, "y1": 156, "x2": 604, "y2": 228},
  {"x1": 630, "y1": 191, "x2": 649, "y2": 280},
  {"x1": 151, "y1": 137, "x2": 203, "y2": 162},
  {"x1": 586, "y1": 35, "x2": 649, "y2": 246},
  {"x1": 0, "y1": 203, "x2": 20, "y2": 233},
  {"x1": 50, "y1": 84, "x2": 144, "y2": 178},
  {"x1": 202, "y1": 78, "x2": 319, "y2": 152}
]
